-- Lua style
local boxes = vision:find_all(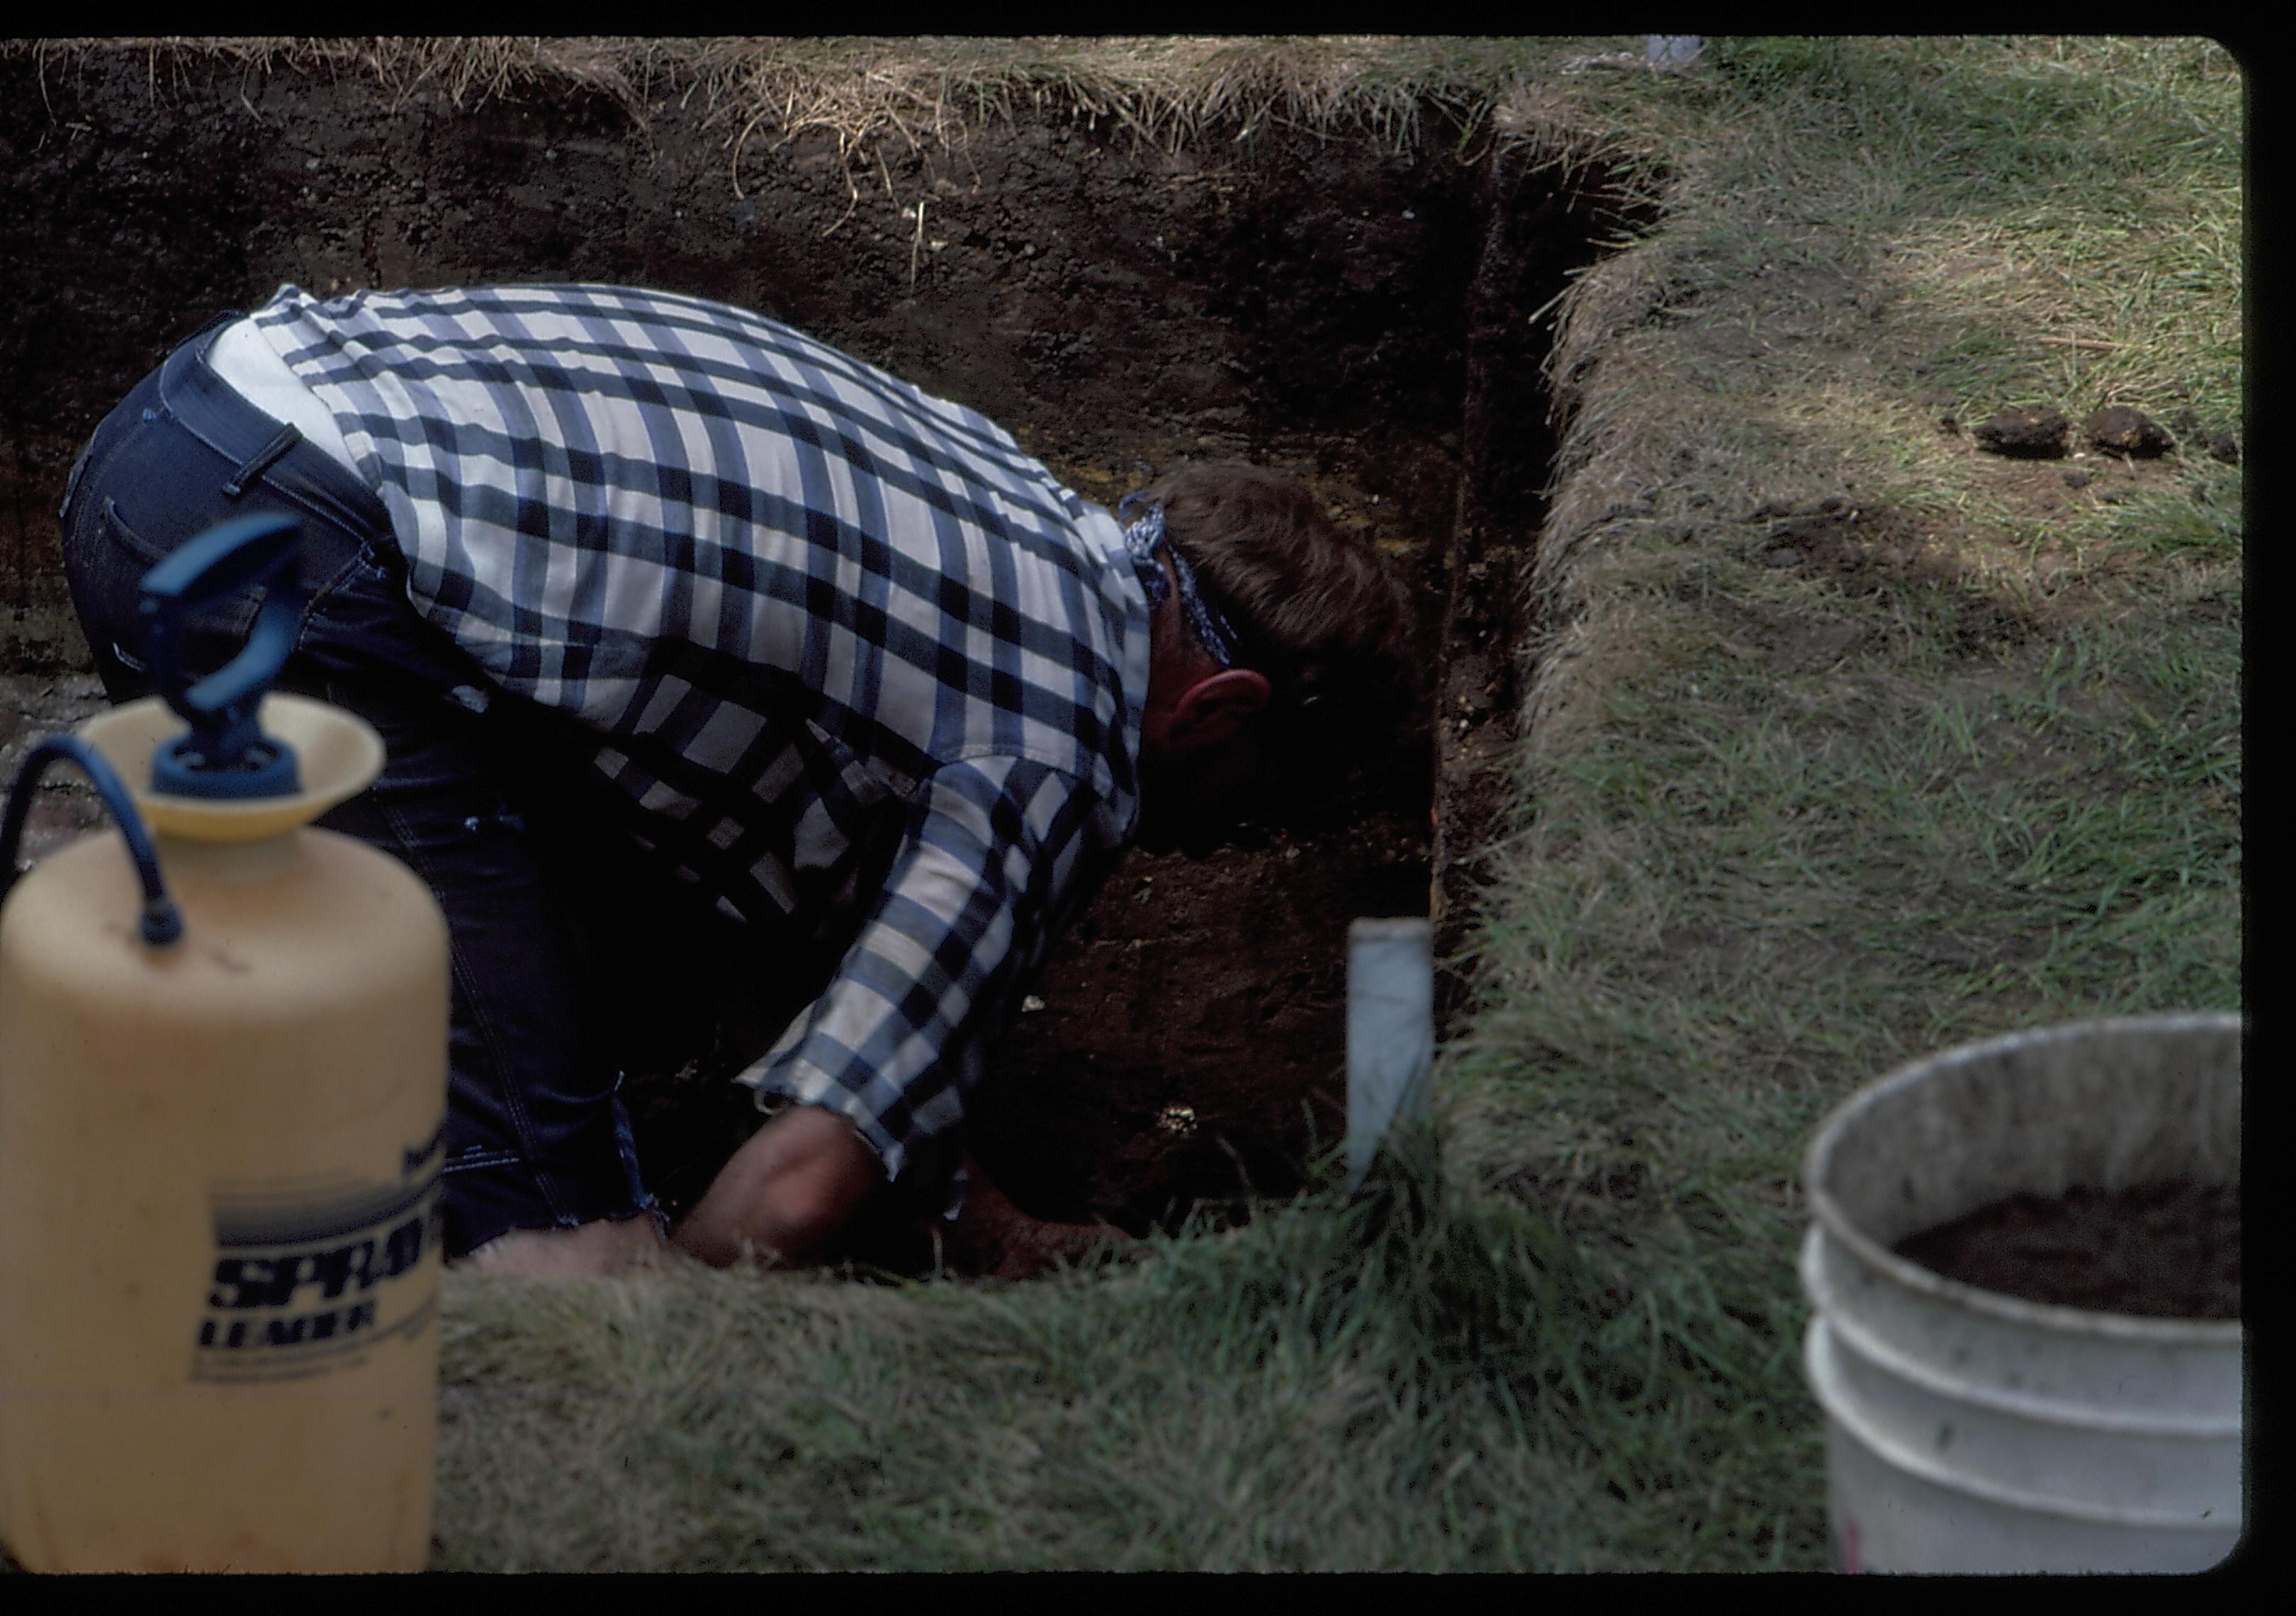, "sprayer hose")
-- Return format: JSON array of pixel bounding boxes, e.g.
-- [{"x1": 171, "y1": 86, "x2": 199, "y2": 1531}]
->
[{"x1": 0, "y1": 735, "x2": 184, "y2": 946}]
